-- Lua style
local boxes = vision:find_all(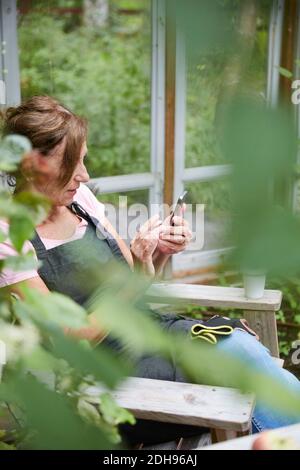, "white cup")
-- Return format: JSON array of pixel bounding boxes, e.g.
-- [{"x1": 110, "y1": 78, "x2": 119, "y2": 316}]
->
[{"x1": 243, "y1": 272, "x2": 266, "y2": 299}]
